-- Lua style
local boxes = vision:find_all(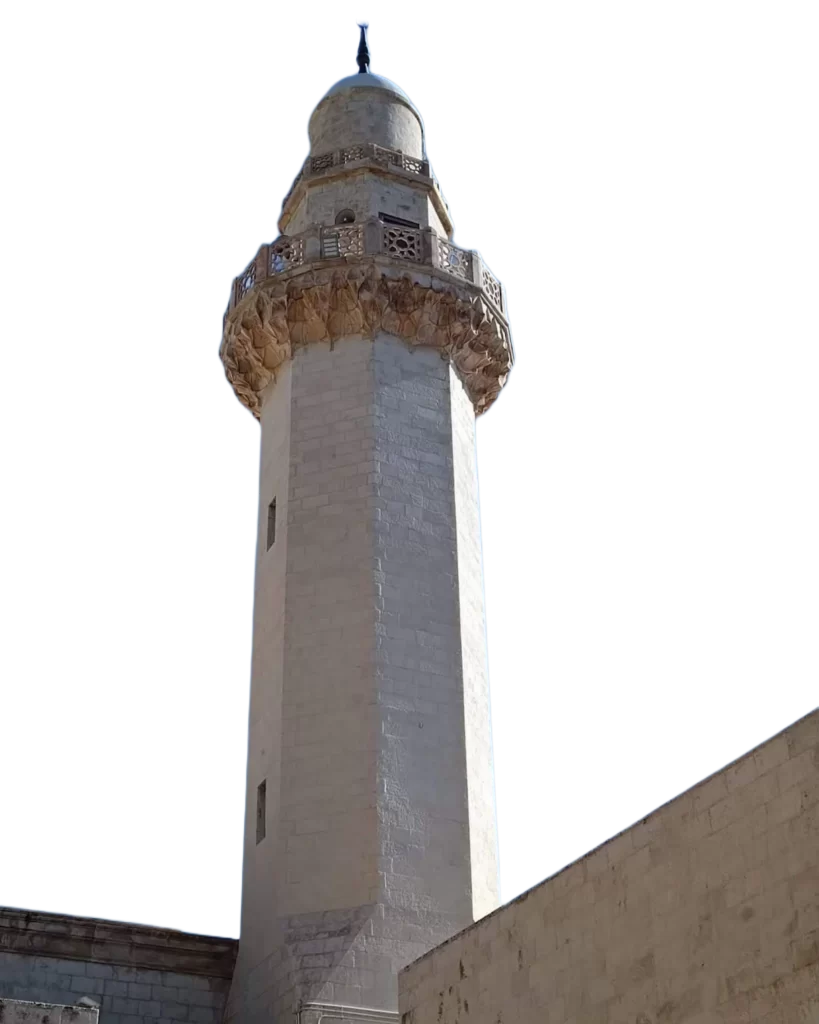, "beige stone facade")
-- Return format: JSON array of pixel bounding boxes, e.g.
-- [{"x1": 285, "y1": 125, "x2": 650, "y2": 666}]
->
[{"x1": 398, "y1": 709, "x2": 819, "y2": 1024}]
